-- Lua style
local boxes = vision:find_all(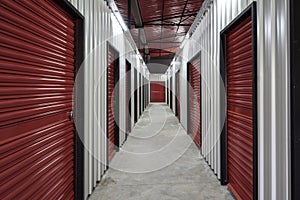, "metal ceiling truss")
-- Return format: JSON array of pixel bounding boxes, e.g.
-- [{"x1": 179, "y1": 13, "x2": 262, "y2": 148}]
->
[
  {"x1": 143, "y1": 13, "x2": 198, "y2": 24},
  {"x1": 144, "y1": 23, "x2": 192, "y2": 26},
  {"x1": 176, "y1": 0, "x2": 189, "y2": 33},
  {"x1": 171, "y1": 0, "x2": 212, "y2": 73},
  {"x1": 188, "y1": 0, "x2": 213, "y2": 37},
  {"x1": 129, "y1": 0, "x2": 149, "y2": 59},
  {"x1": 147, "y1": 33, "x2": 186, "y2": 42},
  {"x1": 159, "y1": 0, "x2": 165, "y2": 56},
  {"x1": 113, "y1": 0, "x2": 205, "y2": 73}
]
